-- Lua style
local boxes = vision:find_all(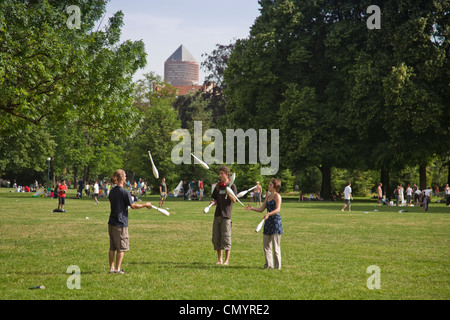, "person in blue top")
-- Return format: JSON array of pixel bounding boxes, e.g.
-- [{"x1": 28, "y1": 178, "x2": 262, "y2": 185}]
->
[
  {"x1": 246, "y1": 178, "x2": 283, "y2": 269},
  {"x1": 108, "y1": 169, "x2": 153, "y2": 274}
]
